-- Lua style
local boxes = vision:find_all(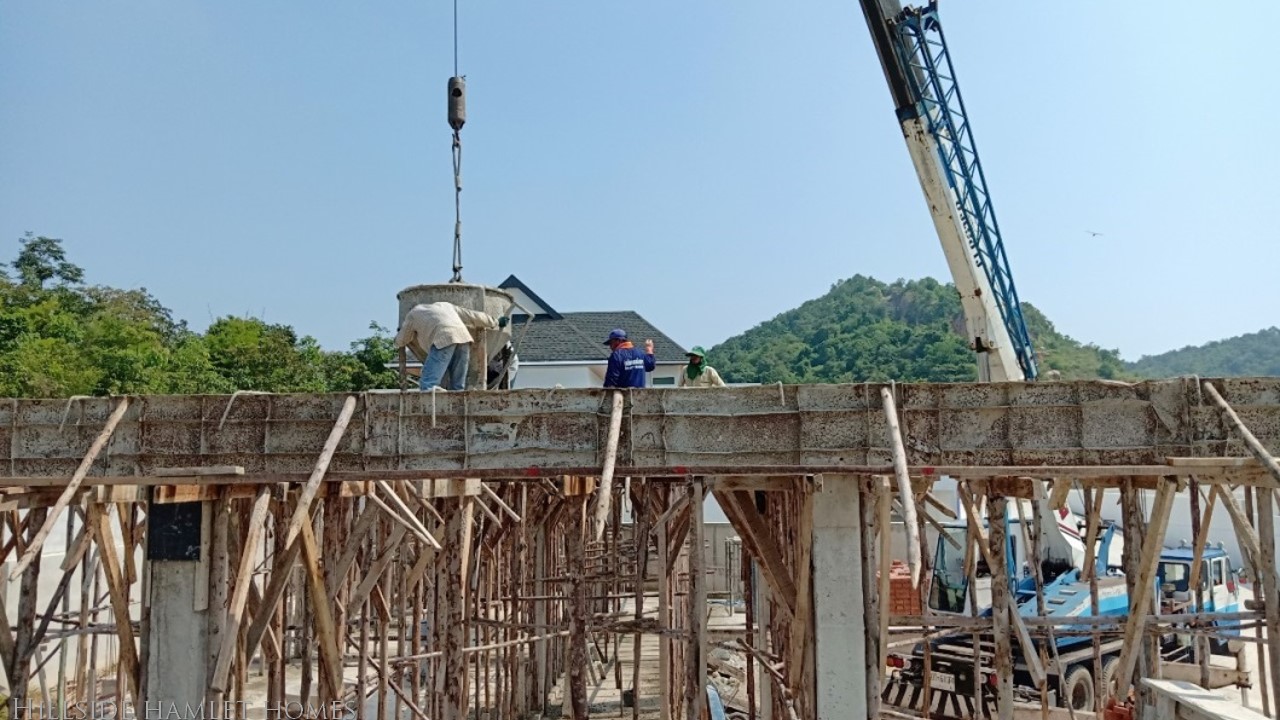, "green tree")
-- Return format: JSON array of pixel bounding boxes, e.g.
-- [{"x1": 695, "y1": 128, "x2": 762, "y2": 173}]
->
[
  {"x1": 202, "y1": 316, "x2": 330, "y2": 392},
  {"x1": 12, "y1": 233, "x2": 84, "y2": 289}
]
